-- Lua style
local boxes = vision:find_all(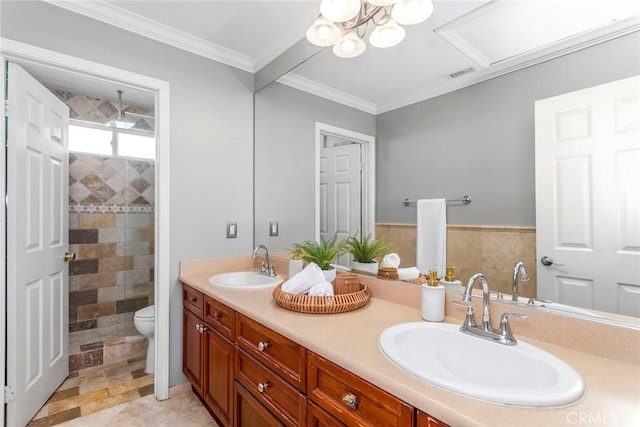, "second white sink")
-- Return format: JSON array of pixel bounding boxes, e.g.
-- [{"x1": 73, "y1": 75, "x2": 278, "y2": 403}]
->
[
  {"x1": 208, "y1": 271, "x2": 283, "y2": 288},
  {"x1": 379, "y1": 322, "x2": 585, "y2": 407}
]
